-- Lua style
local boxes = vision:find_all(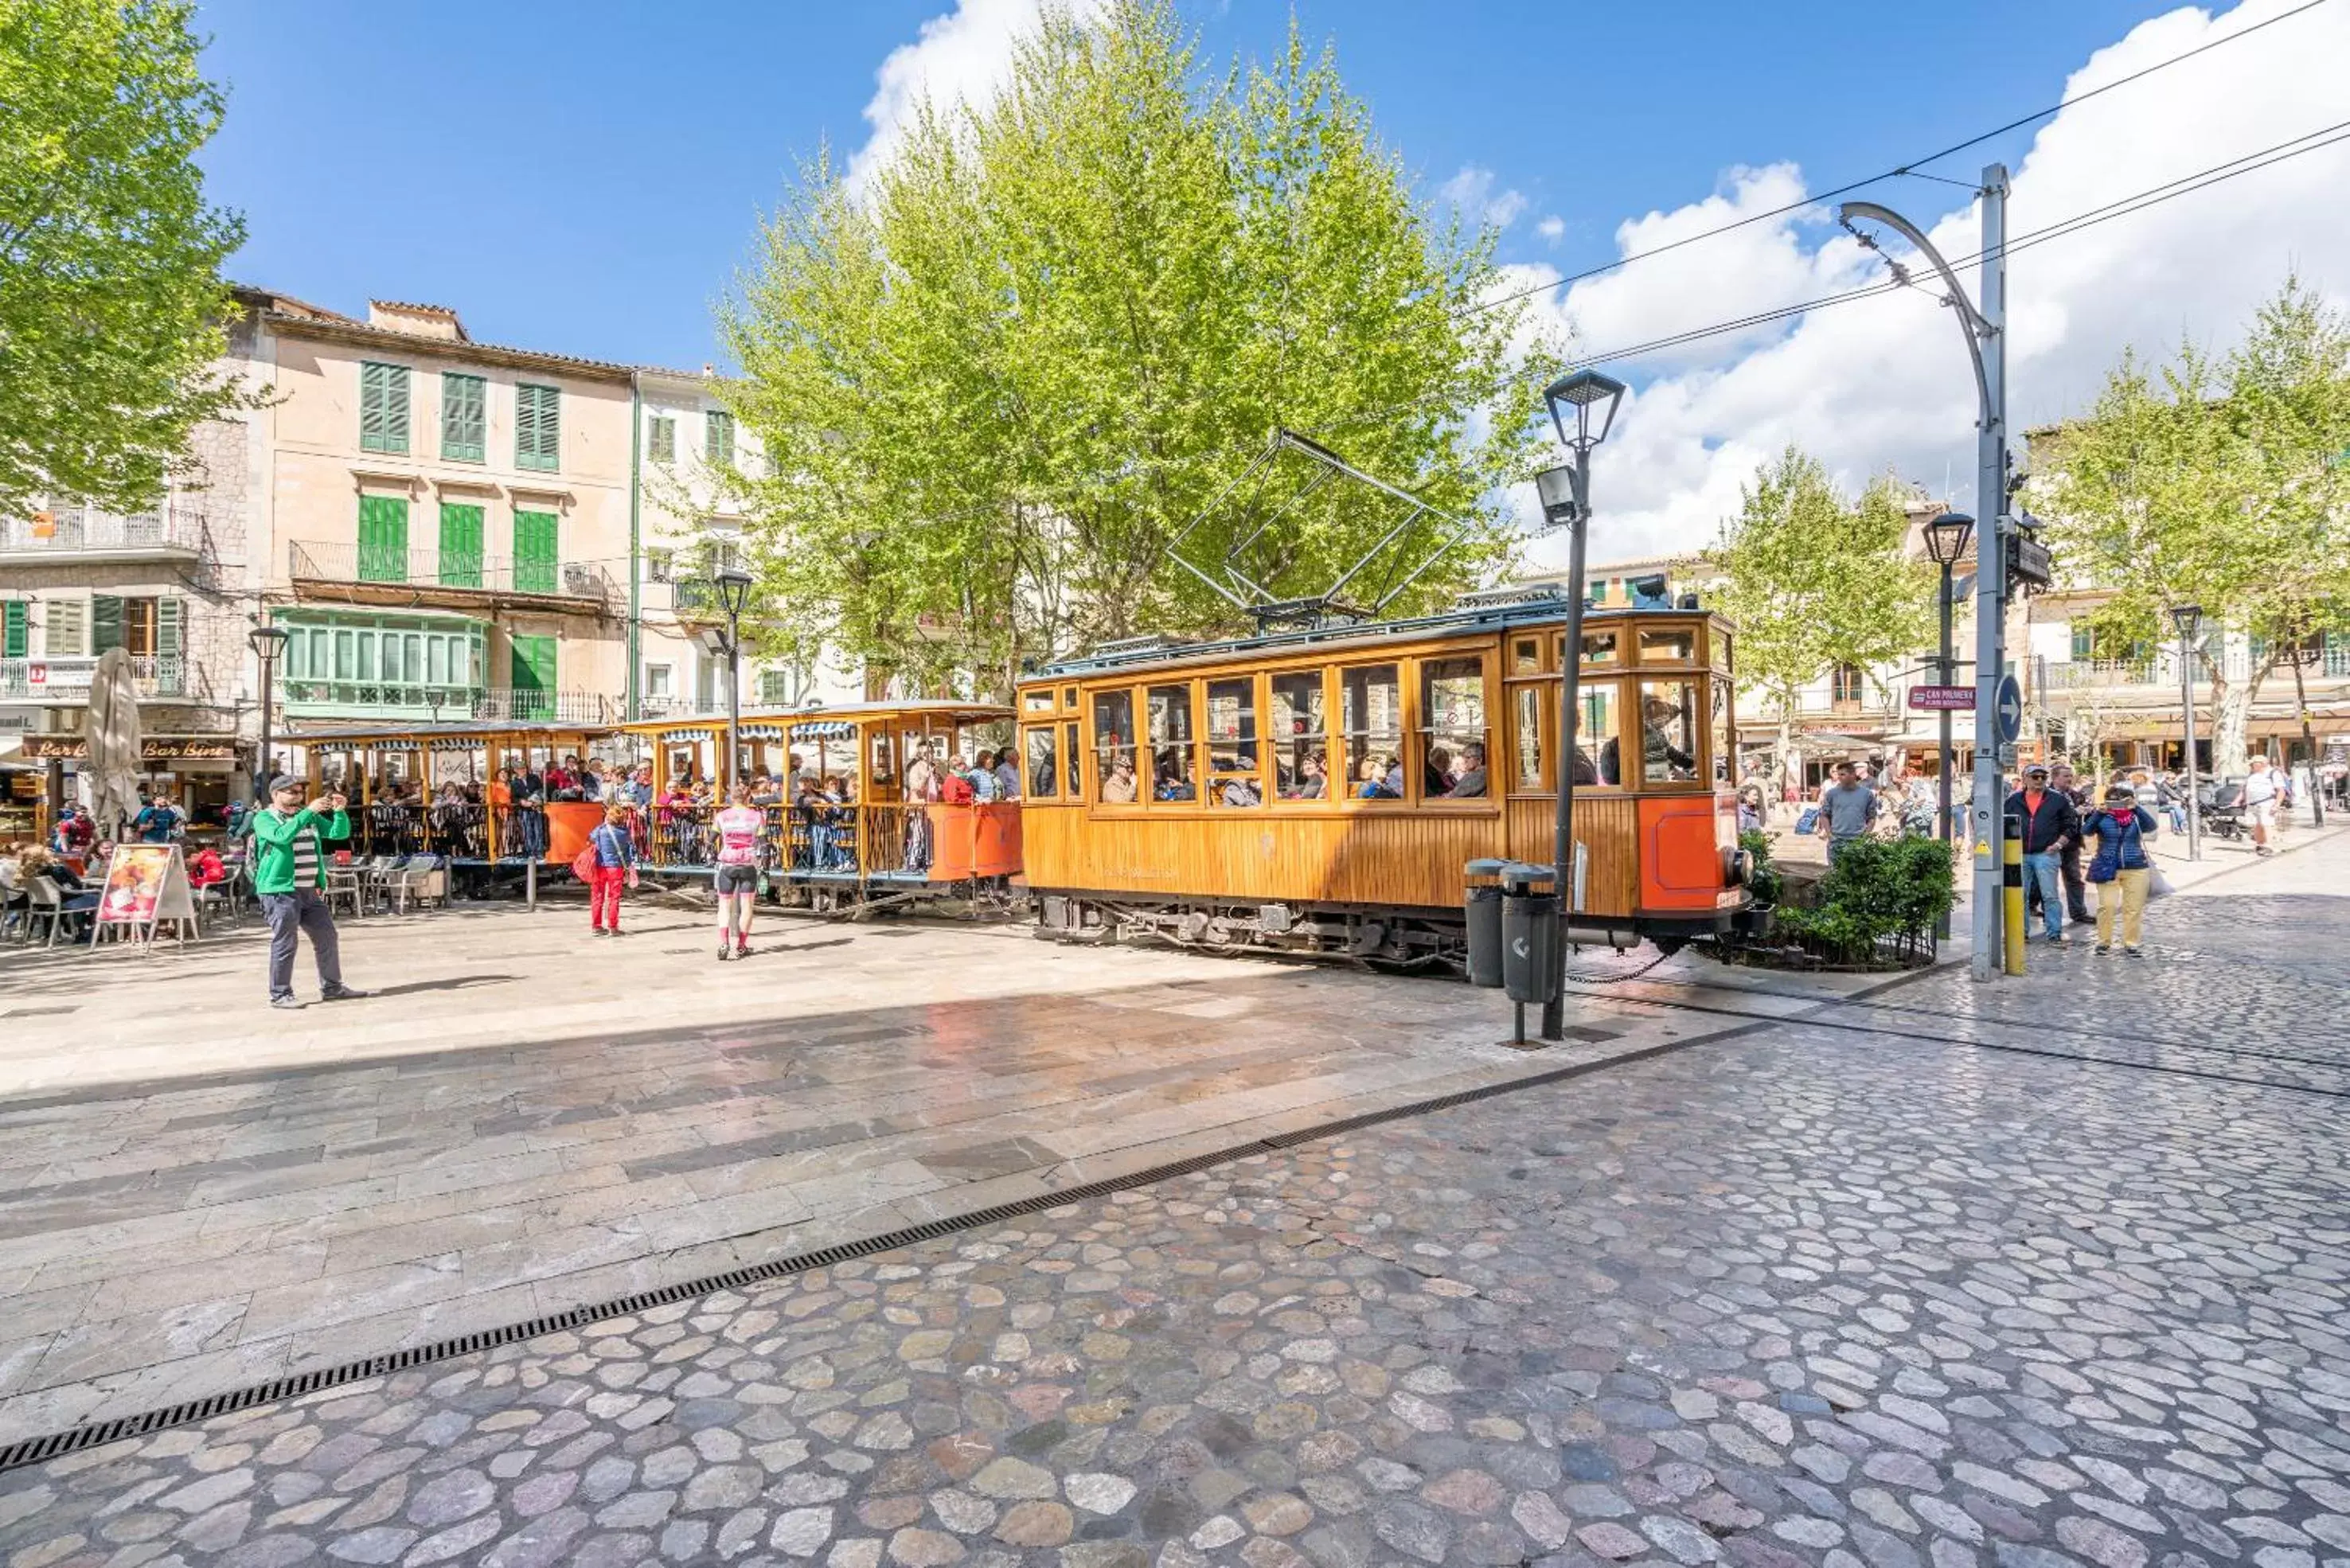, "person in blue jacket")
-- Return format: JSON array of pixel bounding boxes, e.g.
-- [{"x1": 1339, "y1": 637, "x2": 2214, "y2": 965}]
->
[{"x1": 2082, "y1": 782, "x2": 2158, "y2": 956}]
